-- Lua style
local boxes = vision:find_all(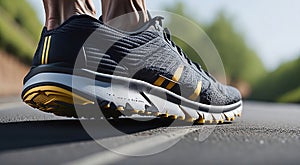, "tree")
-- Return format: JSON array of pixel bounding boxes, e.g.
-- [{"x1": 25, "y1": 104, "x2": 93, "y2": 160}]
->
[
  {"x1": 165, "y1": 3, "x2": 266, "y2": 96},
  {"x1": 205, "y1": 12, "x2": 266, "y2": 85},
  {"x1": 0, "y1": 0, "x2": 41, "y2": 64},
  {"x1": 250, "y1": 56, "x2": 300, "y2": 102}
]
